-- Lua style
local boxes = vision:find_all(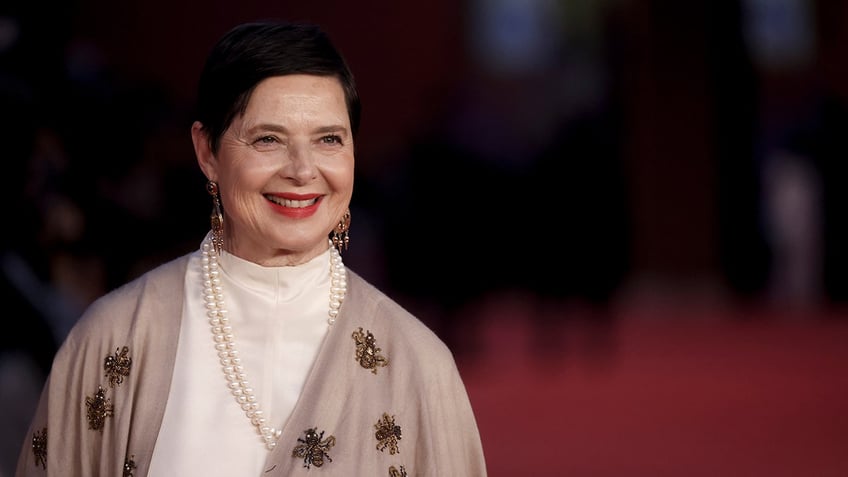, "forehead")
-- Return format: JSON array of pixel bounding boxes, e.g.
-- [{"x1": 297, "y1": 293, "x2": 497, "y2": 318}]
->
[{"x1": 245, "y1": 75, "x2": 347, "y2": 116}]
